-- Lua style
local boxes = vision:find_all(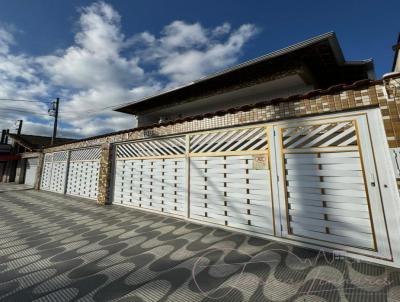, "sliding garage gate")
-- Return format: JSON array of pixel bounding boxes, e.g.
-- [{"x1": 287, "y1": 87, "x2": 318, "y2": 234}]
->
[
  {"x1": 113, "y1": 136, "x2": 186, "y2": 216},
  {"x1": 66, "y1": 147, "x2": 101, "y2": 199},
  {"x1": 24, "y1": 157, "x2": 39, "y2": 186},
  {"x1": 40, "y1": 148, "x2": 101, "y2": 198},
  {"x1": 40, "y1": 151, "x2": 68, "y2": 193},
  {"x1": 189, "y1": 127, "x2": 275, "y2": 235}
]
